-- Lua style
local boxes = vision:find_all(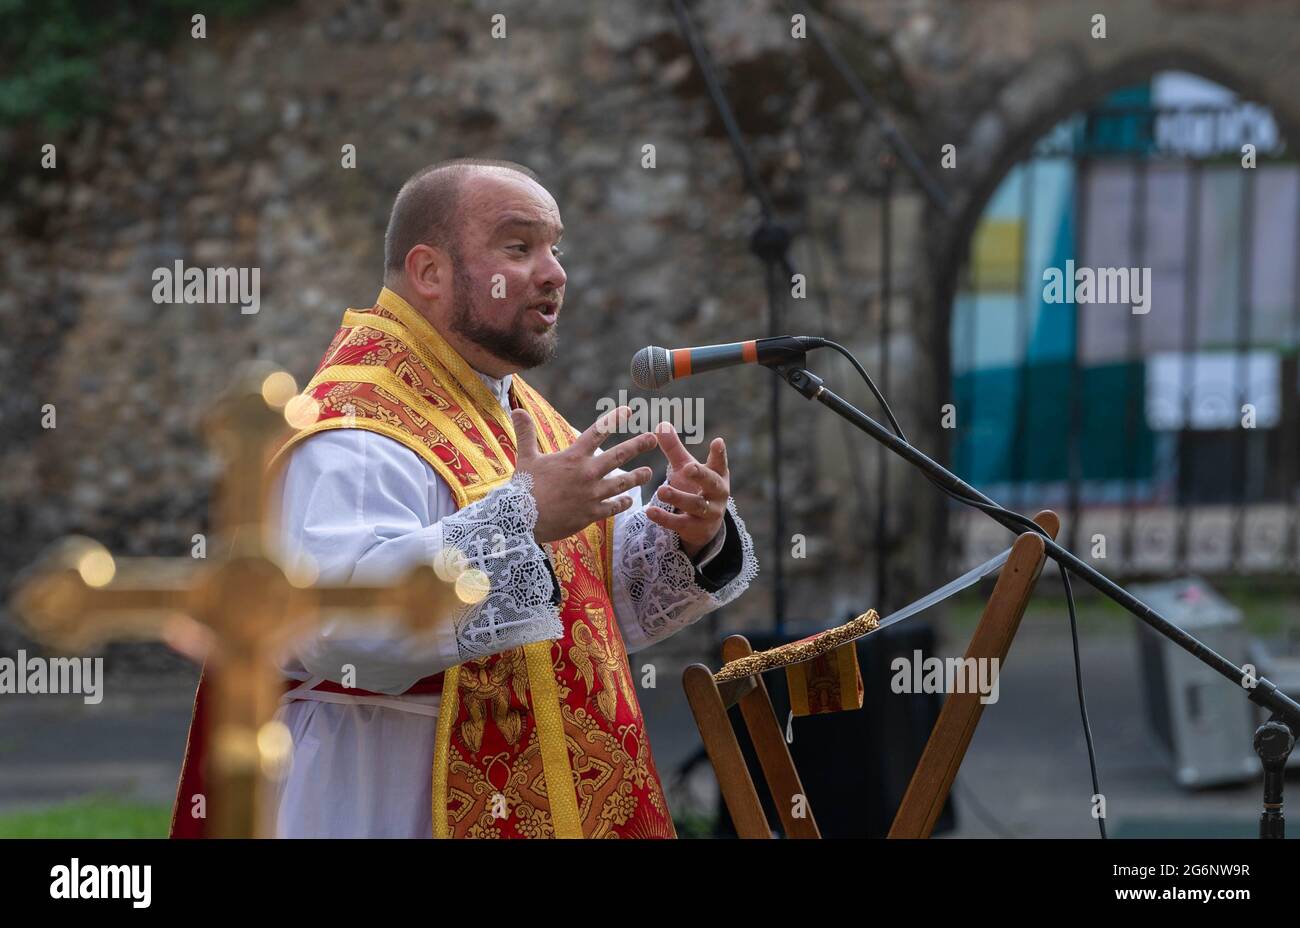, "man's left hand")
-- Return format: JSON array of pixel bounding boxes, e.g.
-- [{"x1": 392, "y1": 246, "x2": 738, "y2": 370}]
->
[{"x1": 646, "y1": 422, "x2": 730, "y2": 558}]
